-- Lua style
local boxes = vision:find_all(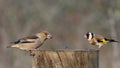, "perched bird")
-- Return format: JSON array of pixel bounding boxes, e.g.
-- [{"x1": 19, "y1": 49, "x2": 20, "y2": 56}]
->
[
  {"x1": 84, "y1": 32, "x2": 119, "y2": 48},
  {"x1": 7, "y1": 31, "x2": 52, "y2": 51}
]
